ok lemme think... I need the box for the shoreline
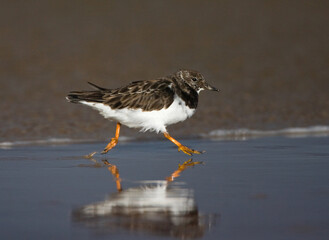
[1,125,329,149]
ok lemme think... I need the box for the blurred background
[1,0,328,142]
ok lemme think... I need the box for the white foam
[0,138,76,149]
[203,125,329,140]
[0,137,132,149]
[1,126,328,149]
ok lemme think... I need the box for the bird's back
[67,79,176,111]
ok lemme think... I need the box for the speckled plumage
[66,69,219,155]
[67,70,211,112]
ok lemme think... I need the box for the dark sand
[1,0,329,141]
[1,136,328,239]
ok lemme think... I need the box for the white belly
[81,95,195,133]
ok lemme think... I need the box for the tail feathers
[87,82,108,91]
[66,91,105,104]
[66,82,107,104]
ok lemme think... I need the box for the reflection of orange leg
[102,122,121,154]
[163,132,204,156]
[166,159,203,182]
[103,160,122,192]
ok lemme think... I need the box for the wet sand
[1,136,328,239]
[1,0,329,141]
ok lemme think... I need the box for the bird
[66,69,219,155]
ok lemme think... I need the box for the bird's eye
[192,77,198,82]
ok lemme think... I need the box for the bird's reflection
[72,159,216,239]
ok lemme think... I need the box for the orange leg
[163,132,204,156]
[101,122,121,154]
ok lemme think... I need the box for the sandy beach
[1,136,328,239]
[1,0,329,141]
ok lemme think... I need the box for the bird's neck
[171,76,199,109]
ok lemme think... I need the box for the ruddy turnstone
[66,69,219,155]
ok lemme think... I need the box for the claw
[101,138,118,154]
[164,132,205,156]
[178,145,204,156]
[101,150,108,155]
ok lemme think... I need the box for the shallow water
[1,136,328,239]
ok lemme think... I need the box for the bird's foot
[178,145,205,156]
[101,138,118,154]
[84,151,97,159]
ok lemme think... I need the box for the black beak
[205,83,220,92]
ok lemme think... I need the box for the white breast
[80,95,195,133]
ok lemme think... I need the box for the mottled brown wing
[103,79,175,111]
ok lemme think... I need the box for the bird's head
[175,69,219,93]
